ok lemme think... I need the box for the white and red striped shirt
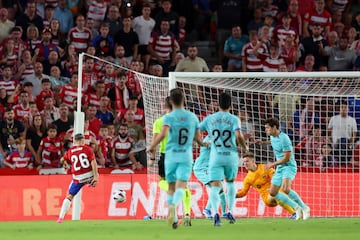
[5,151,33,168]
[117,108,145,126]
[20,65,35,80]
[242,42,265,71]
[0,78,18,96]
[126,72,141,96]
[68,27,92,53]
[13,104,30,122]
[111,136,134,164]
[149,31,177,60]
[272,25,298,48]
[63,144,96,184]
[87,0,107,29]
[66,129,97,147]
[39,136,63,168]
[330,0,349,13]
[304,8,332,32]
[58,84,79,110]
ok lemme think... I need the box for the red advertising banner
[0,173,359,221]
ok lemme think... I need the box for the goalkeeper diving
[236,152,296,217]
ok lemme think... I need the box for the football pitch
[0,218,359,240]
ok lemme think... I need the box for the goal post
[139,70,360,218]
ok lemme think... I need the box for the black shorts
[158,153,165,178]
[138,45,149,56]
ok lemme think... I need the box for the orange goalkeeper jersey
[237,164,274,202]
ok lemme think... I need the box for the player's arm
[60,156,70,170]
[147,125,169,152]
[236,176,251,198]
[267,151,291,169]
[193,129,208,147]
[236,129,248,153]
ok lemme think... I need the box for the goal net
[137,71,360,218]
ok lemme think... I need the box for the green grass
[0,218,359,240]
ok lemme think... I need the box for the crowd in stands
[0,0,360,172]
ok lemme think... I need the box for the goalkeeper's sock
[274,192,298,209]
[59,198,71,219]
[182,188,191,215]
[173,188,185,207]
[277,200,296,214]
[210,186,221,214]
[219,191,227,214]
[288,190,306,208]
[166,194,174,206]
[226,182,236,213]
[158,179,169,191]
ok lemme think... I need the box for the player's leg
[270,171,302,219]
[194,169,212,218]
[264,194,296,215]
[182,187,191,215]
[219,189,227,217]
[209,165,224,226]
[224,165,238,224]
[58,182,83,223]
[165,162,176,226]
[282,167,310,220]
[158,153,169,191]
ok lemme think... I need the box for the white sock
[59,198,71,219]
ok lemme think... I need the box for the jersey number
[212,129,232,148]
[178,128,189,145]
[71,153,90,171]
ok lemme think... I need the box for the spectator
[239,108,254,144]
[24,24,41,54]
[48,65,70,94]
[315,143,339,170]
[86,104,103,136]
[26,113,46,165]
[175,45,209,72]
[97,124,112,167]
[261,0,279,18]
[114,16,139,63]
[43,4,55,29]
[328,100,357,164]
[154,0,179,37]
[13,90,31,124]
[84,81,106,109]
[81,57,98,92]
[36,78,55,111]
[124,109,146,167]
[4,137,33,170]
[322,36,357,71]
[223,25,249,72]
[42,50,63,76]
[15,49,35,81]
[52,104,72,138]
[34,27,58,62]
[0,65,18,96]
[96,96,115,125]
[254,43,285,72]
[50,18,66,52]
[53,0,74,35]
[87,0,107,30]
[107,71,132,113]
[24,61,48,96]
[0,38,18,73]
[61,44,78,77]
[272,13,298,49]
[15,1,44,40]
[351,142,360,169]
[272,77,300,133]
[327,31,339,48]
[116,95,145,127]
[241,30,264,72]
[0,107,26,166]
[303,0,332,38]
[113,44,130,68]
[277,0,302,36]
[295,125,327,167]
[246,7,264,34]
[299,24,327,71]
[92,22,114,57]
[105,4,123,38]
[37,124,64,168]
[132,3,155,73]
[40,95,59,128]
[147,18,177,76]
[111,123,142,171]
[0,8,15,42]
[68,15,92,54]
[57,72,80,110]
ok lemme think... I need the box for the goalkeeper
[236,152,296,218]
[149,96,192,226]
